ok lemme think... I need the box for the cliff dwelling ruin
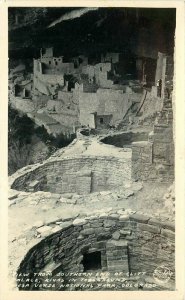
[8,7,176,292]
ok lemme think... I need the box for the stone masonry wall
[41,60,75,75]
[132,141,155,181]
[132,139,174,182]
[47,101,78,115]
[132,101,174,182]
[9,96,35,113]
[17,211,175,291]
[48,112,79,128]
[79,88,137,127]
[11,155,131,194]
[132,52,174,182]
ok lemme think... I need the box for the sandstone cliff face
[9,8,175,59]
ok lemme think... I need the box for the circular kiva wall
[17,212,175,291]
[100,131,149,148]
[11,155,131,194]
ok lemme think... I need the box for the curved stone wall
[17,211,175,291]
[100,131,149,148]
[11,155,131,194]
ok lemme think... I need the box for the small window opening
[100,67,102,71]
[25,90,30,98]
[82,251,102,271]
[49,61,51,65]
[55,61,58,66]
[100,117,104,124]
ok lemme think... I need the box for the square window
[100,118,104,124]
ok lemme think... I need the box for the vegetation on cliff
[8,106,74,175]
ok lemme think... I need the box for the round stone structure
[16,211,175,291]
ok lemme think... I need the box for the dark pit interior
[101,131,149,148]
[82,251,102,271]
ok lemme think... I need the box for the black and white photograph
[1,2,184,297]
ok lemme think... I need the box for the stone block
[112,249,128,256]
[129,213,149,223]
[91,241,105,250]
[104,220,116,227]
[112,231,120,240]
[106,239,128,248]
[77,170,91,177]
[142,231,153,240]
[119,215,129,221]
[161,228,175,240]
[61,215,74,222]
[62,193,73,199]
[132,153,141,162]
[107,259,128,265]
[148,218,164,227]
[58,221,73,229]
[51,226,62,233]
[137,223,160,234]
[120,229,132,236]
[109,214,120,220]
[28,180,40,188]
[81,228,95,236]
[123,189,134,198]
[51,236,60,246]
[100,191,112,196]
[76,176,91,195]
[101,260,107,268]
[59,197,68,204]
[148,218,175,231]
[51,193,61,199]
[73,218,87,226]
[80,244,91,252]
[99,213,108,219]
[161,221,175,232]
[77,234,84,240]
[37,225,52,237]
[93,227,105,235]
[82,224,91,229]
[108,254,128,261]
[117,209,125,214]
[91,222,103,228]
[153,142,168,160]
[97,232,112,241]
[107,260,129,272]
